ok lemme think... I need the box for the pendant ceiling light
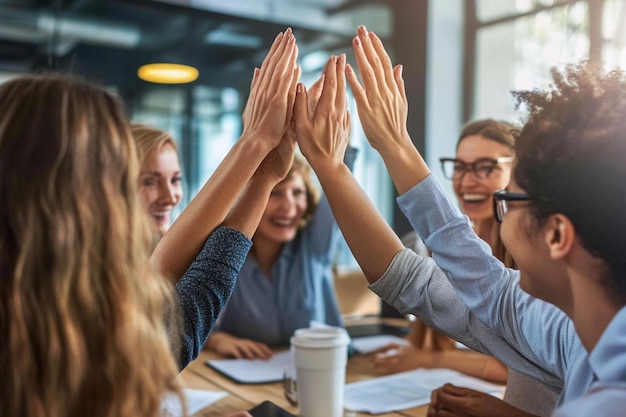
[137,63,199,84]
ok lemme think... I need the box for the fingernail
[297,83,304,93]
[353,36,361,47]
[275,32,283,42]
[346,63,353,73]
[399,65,403,76]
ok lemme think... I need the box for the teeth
[272,218,294,227]
[463,193,488,202]
[151,211,170,217]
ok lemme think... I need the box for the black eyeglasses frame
[439,157,514,181]
[493,189,531,222]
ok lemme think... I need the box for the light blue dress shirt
[215,192,343,346]
[391,174,626,415]
[215,149,357,346]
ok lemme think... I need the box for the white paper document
[206,350,292,384]
[343,368,505,414]
[350,335,411,354]
[160,388,228,417]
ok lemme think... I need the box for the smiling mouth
[150,210,171,222]
[271,218,296,228]
[462,193,489,203]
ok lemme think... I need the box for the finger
[286,65,301,126]
[261,27,292,76]
[393,64,407,104]
[441,383,474,397]
[230,347,243,359]
[433,386,473,411]
[346,63,368,110]
[242,68,260,117]
[268,34,298,94]
[316,55,338,117]
[336,53,347,111]
[369,31,396,92]
[259,344,274,359]
[353,25,381,98]
[307,73,325,117]
[258,28,294,93]
[293,83,312,143]
[255,30,287,89]
[359,28,387,94]
[239,344,259,360]
[430,387,440,406]
[250,67,260,90]
[251,344,273,360]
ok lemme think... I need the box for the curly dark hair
[513,61,626,294]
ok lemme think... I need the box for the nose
[455,167,479,185]
[277,192,297,210]
[158,181,181,204]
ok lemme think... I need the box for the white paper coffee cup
[288,327,350,417]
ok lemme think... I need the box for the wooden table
[176,318,429,417]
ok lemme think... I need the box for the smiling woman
[131,123,184,238]
[205,149,356,359]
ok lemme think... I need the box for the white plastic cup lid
[290,327,350,349]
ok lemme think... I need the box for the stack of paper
[160,388,228,417]
[343,368,505,414]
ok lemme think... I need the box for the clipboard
[205,350,292,384]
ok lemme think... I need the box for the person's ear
[544,213,576,260]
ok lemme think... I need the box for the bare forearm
[377,139,431,196]
[223,174,276,238]
[313,161,404,282]
[151,138,272,280]
[427,350,508,384]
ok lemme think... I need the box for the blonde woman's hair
[130,123,178,163]
[288,153,321,228]
[0,74,182,417]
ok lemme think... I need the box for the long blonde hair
[0,74,181,417]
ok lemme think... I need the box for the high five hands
[264,24,412,171]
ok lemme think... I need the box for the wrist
[238,131,280,156]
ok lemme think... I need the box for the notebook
[206,350,292,384]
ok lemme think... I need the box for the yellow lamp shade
[137,63,199,84]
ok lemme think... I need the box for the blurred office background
[1,0,624,266]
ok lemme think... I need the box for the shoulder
[553,385,626,417]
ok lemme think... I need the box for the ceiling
[0,0,392,95]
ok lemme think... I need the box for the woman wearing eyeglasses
[295,25,626,417]
[369,120,558,416]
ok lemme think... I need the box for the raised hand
[241,27,300,151]
[346,25,410,154]
[346,24,429,194]
[293,54,351,171]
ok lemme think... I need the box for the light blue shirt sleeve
[395,174,594,403]
[370,248,563,391]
